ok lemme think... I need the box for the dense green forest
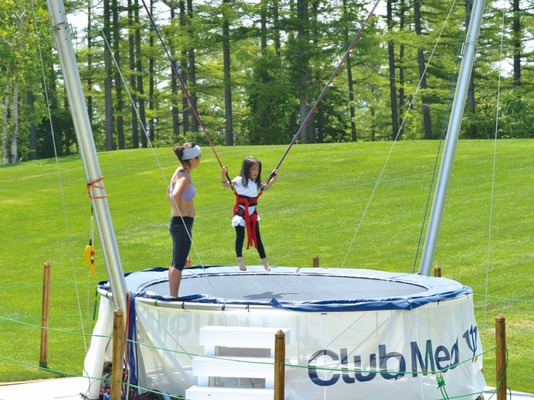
[1,0,534,163]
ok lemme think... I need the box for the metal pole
[46,0,128,313]
[419,0,486,275]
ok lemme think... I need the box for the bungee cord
[137,0,461,275]
[139,0,232,184]
[269,0,382,183]
[141,0,381,188]
[139,0,382,271]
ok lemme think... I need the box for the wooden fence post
[112,309,124,400]
[39,262,51,368]
[274,330,286,400]
[495,315,506,400]
[313,256,320,268]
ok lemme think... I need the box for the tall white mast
[46,0,128,313]
[419,0,487,275]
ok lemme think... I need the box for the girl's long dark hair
[240,156,262,188]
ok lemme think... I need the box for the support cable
[32,0,90,352]
[411,0,467,272]
[341,0,461,269]
[483,2,505,327]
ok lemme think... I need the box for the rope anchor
[86,176,107,199]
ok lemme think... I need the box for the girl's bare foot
[260,258,271,271]
[237,257,247,271]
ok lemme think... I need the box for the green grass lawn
[1,140,533,393]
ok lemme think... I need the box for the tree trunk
[135,0,147,147]
[187,0,198,133]
[414,0,432,139]
[222,0,234,145]
[2,76,10,165]
[260,0,267,52]
[343,0,357,142]
[317,102,324,143]
[104,0,114,150]
[512,0,521,89]
[87,0,94,125]
[257,0,271,144]
[27,91,37,160]
[128,0,139,148]
[180,0,190,134]
[309,0,319,143]
[273,0,281,57]
[113,0,125,149]
[11,79,19,163]
[163,0,181,139]
[387,0,399,140]
[168,5,181,139]
[297,0,311,143]
[465,0,476,138]
[370,106,376,141]
[398,0,406,124]
[149,0,156,143]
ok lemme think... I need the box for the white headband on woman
[182,145,201,160]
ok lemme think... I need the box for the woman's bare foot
[237,257,247,271]
[260,258,271,271]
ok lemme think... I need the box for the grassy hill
[1,140,533,393]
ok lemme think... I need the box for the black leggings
[169,216,194,270]
[235,222,266,259]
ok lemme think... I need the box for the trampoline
[84,266,485,400]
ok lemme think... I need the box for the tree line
[1,0,534,164]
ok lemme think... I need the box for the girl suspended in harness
[221,156,278,271]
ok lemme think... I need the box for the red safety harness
[233,192,263,249]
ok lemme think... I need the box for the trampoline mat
[146,272,424,301]
[111,266,471,311]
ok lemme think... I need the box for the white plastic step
[199,326,290,350]
[192,356,273,379]
[185,386,274,400]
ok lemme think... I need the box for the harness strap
[234,193,262,249]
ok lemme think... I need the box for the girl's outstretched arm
[263,169,278,191]
[221,166,234,188]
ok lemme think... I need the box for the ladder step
[185,386,274,400]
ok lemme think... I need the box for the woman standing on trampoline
[221,156,277,272]
[168,142,201,297]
